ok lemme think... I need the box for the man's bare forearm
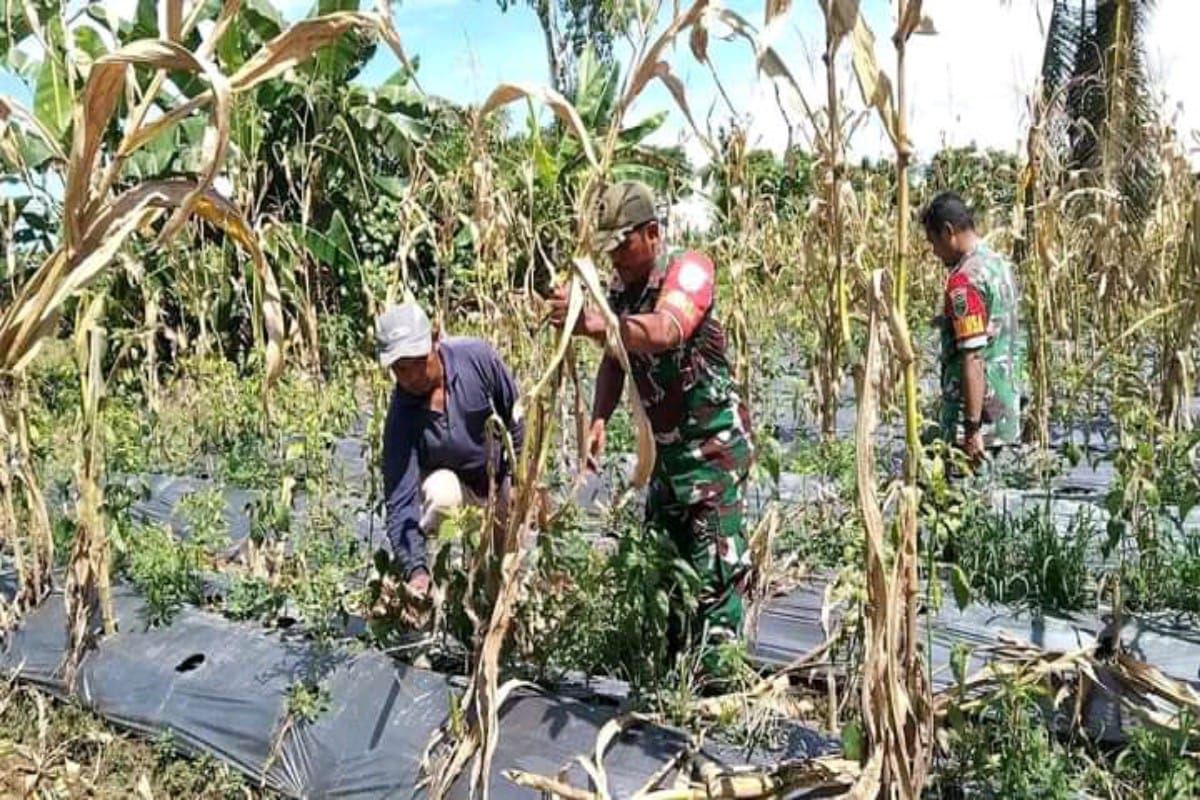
[961,350,985,425]
[592,356,625,424]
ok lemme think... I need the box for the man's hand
[549,285,604,339]
[406,567,431,600]
[584,418,606,473]
[961,430,986,465]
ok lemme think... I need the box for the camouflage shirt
[938,241,1026,444]
[608,249,753,498]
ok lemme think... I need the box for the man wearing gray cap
[375,301,525,601]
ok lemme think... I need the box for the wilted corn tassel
[63,294,115,688]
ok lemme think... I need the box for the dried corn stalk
[62,294,111,688]
[0,1,410,648]
[851,272,928,799]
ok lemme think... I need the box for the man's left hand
[961,430,986,465]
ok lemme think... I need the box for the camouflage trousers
[646,450,752,661]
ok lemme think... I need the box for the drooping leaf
[646,61,712,156]
[623,0,709,113]
[689,13,708,63]
[64,40,232,249]
[705,8,822,151]
[480,82,598,170]
[229,11,372,91]
[848,12,899,146]
[303,0,374,80]
[894,0,923,43]
[1,93,66,162]
[563,256,657,488]
[765,0,790,25]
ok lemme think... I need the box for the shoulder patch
[677,260,710,293]
[950,287,968,317]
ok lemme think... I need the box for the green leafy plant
[124,523,204,627]
[934,678,1078,799]
[1114,711,1200,799]
[285,680,331,725]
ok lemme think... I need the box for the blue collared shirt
[382,337,524,575]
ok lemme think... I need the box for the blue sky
[4,0,1200,165]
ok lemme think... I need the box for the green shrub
[934,679,1078,799]
[124,524,204,627]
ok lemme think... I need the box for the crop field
[1,0,1199,797]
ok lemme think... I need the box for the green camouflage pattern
[938,242,1027,445]
[647,467,749,652]
[608,249,754,653]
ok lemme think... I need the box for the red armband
[656,251,714,342]
[944,271,988,350]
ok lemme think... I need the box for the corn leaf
[647,61,710,155]
[622,0,709,113]
[765,0,790,24]
[64,40,231,249]
[229,12,372,91]
[849,13,899,146]
[567,256,656,487]
[895,0,935,42]
[818,0,859,45]
[479,82,598,170]
[0,93,67,161]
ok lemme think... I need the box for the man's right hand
[406,567,431,600]
[584,418,606,473]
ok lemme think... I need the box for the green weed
[932,679,1078,799]
[1113,713,1200,798]
[285,681,331,725]
[511,504,700,691]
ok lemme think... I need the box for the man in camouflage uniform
[921,191,1025,460]
[549,181,754,661]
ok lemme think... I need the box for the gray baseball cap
[375,302,432,368]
